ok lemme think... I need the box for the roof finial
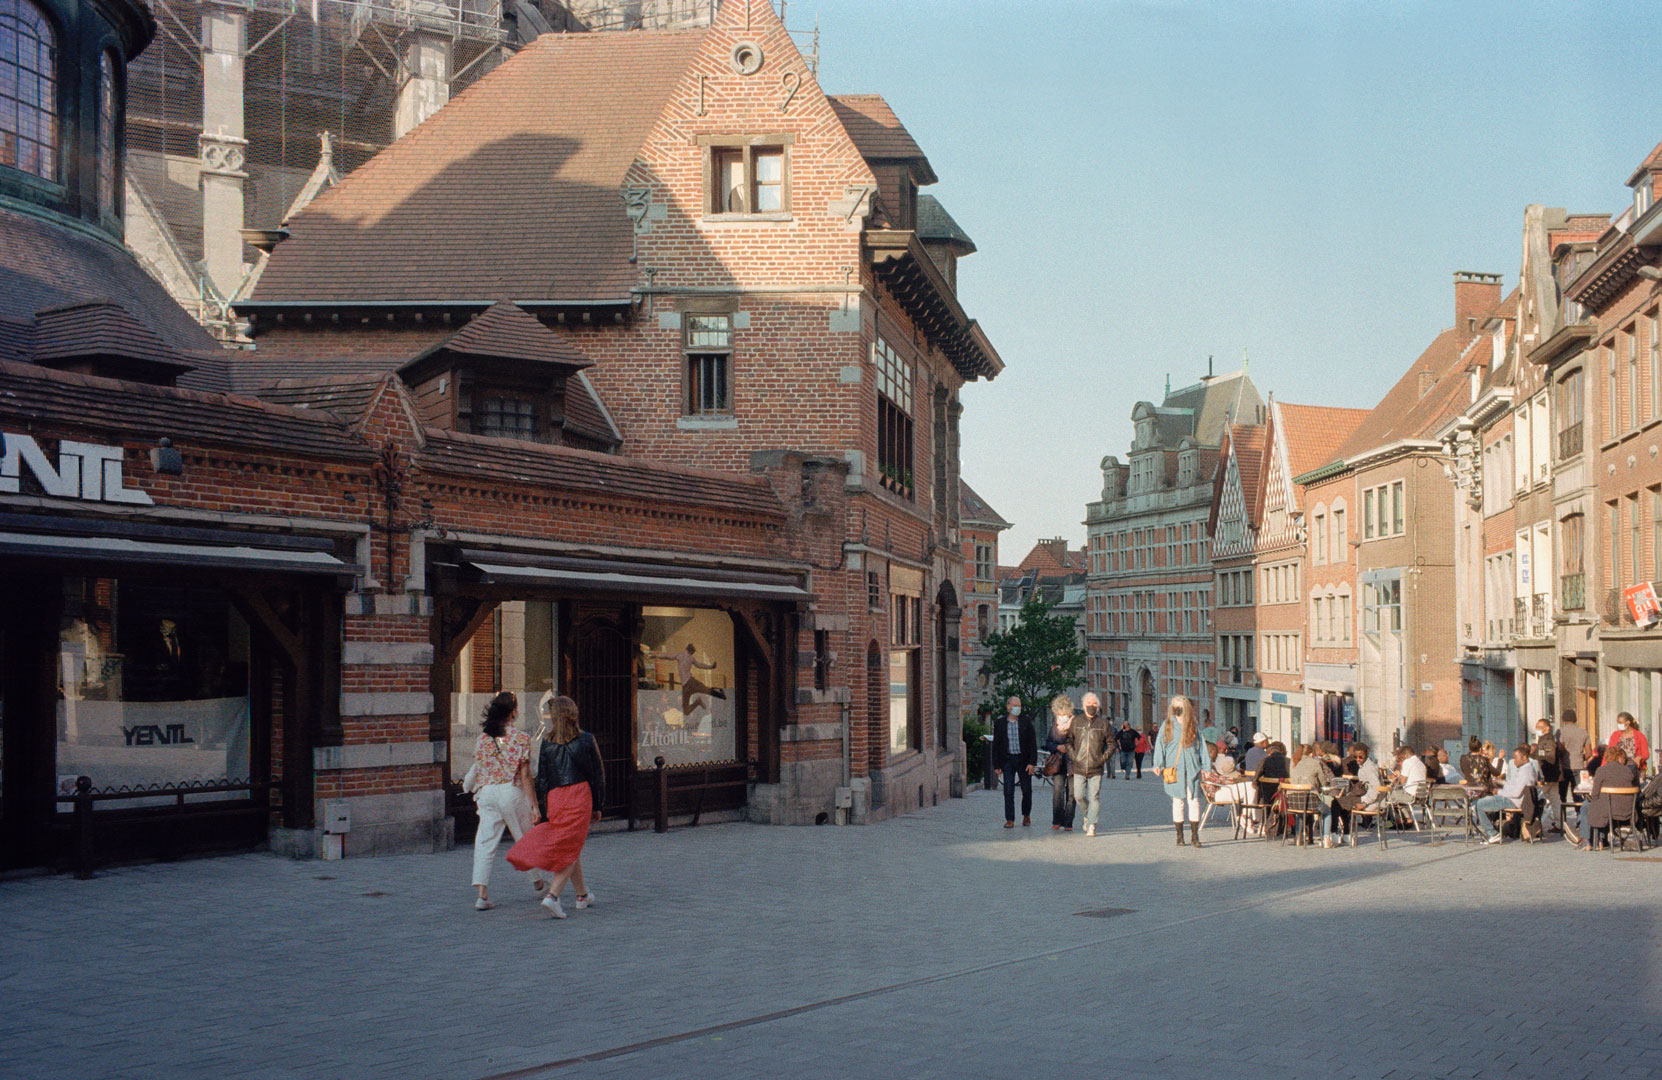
[1164,373,1171,397]
[1241,345,1248,373]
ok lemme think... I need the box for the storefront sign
[0,431,153,505]
[1624,582,1661,629]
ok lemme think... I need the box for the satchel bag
[1161,766,1178,784]
[1042,751,1065,777]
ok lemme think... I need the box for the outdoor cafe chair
[1281,784,1321,847]
[1348,793,1390,848]
[1604,787,1645,852]
[1427,784,1472,839]
[1238,776,1280,841]
[1198,776,1237,837]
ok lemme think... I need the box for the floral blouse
[472,729,531,787]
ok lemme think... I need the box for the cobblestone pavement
[5,773,1661,1079]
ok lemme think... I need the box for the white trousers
[472,782,537,888]
[1170,795,1201,823]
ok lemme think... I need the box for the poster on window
[636,607,736,768]
[56,696,251,806]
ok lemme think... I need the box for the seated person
[1473,746,1541,844]
[1437,747,1464,785]
[1422,745,1445,784]
[1287,745,1332,843]
[1255,741,1291,836]
[1328,743,1382,843]
[1242,732,1269,776]
[1582,745,1640,851]
[1460,736,1492,790]
[1384,746,1429,813]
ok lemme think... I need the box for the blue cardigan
[1151,726,1210,799]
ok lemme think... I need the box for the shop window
[56,577,251,805]
[475,395,537,440]
[97,49,116,217]
[684,314,732,416]
[637,607,736,767]
[0,0,57,180]
[875,336,914,498]
[707,143,787,215]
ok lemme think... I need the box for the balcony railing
[1531,593,1547,637]
[1514,597,1529,631]
[1557,422,1583,462]
[1561,573,1585,611]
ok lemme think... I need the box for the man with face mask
[991,696,1037,828]
[1066,693,1112,836]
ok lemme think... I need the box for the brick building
[0,0,1004,871]
[1295,274,1507,754]
[1566,142,1662,749]
[1207,402,1366,745]
[958,480,1009,718]
[1087,370,1260,730]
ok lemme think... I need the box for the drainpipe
[838,701,852,824]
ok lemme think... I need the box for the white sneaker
[1485,833,1504,845]
[474,897,494,911]
[541,896,567,919]
[575,889,597,910]
[1084,824,1096,837]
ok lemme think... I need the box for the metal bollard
[654,755,668,834]
[73,776,94,879]
[982,734,996,790]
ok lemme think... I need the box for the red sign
[1625,582,1661,629]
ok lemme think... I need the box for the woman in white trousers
[469,691,541,910]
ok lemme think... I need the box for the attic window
[476,395,537,440]
[705,141,789,217]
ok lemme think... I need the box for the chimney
[1453,271,1503,334]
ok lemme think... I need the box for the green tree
[981,594,1088,714]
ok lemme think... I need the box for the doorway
[1140,669,1156,731]
[568,605,633,817]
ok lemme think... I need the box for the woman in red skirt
[508,695,605,919]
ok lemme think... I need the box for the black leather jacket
[535,732,606,812]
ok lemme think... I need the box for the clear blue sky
[791,0,1661,559]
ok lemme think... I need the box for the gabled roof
[827,94,937,185]
[246,30,708,308]
[1276,403,1370,480]
[1626,138,1662,187]
[1207,423,1265,539]
[1330,323,1484,465]
[1015,538,1086,575]
[959,479,1009,529]
[1158,370,1261,448]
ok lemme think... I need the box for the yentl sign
[0,432,153,505]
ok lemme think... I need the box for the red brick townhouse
[0,0,1001,870]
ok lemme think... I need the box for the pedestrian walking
[992,696,1037,828]
[1114,720,1138,779]
[1133,728,1150,778]
[1043,699,1076,831]
[1532,717,1566,832]
[1153,695,1210,847]
[1066,692,1111,836]
[507,695,604,919]
[469,691,540,911]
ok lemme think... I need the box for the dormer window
[476,394,537,440]
[0,0,58,181]
[1637,181,1654,217]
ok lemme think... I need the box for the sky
[786,0,1662,559]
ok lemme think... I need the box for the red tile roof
[1015,538,1085,574]
[0,360,374,462]
[827,95,937,184]
[1627,139,1662,186]
[248,30,707,307]
[1276,403,1370,480]
[418,427,784,519]
[424,300,592,369]
[1228,425,1269,520]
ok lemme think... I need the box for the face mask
[1009,706,1021,717]
[1085,706,1098,717]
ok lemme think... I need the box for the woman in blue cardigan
[1153,695,1211,848]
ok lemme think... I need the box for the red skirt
[506,783,592,875]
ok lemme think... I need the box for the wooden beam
[228,587,304,670]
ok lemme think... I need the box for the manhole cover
[362,890,389,897]
[1074,907,1135,919]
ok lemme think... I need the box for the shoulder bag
[1042,749,1065,777]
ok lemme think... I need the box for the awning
[454,549,808,604]
[0,529,355,575]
